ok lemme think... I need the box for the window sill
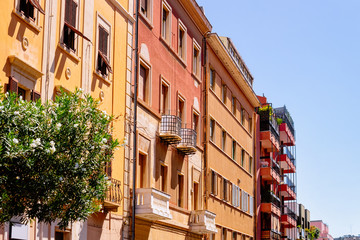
[58,43,80,63]
[13,10,41,34]
[93,71,112,85]
[191,72,202,84]
[139,13,153,29]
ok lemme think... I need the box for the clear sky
[196,0,360,237]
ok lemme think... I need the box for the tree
[0,87,119,229]
[306,226,320,240]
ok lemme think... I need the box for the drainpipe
[131,0,140,239]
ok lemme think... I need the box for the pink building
[311,220,334,240]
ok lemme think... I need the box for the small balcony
[279,175,296,201]
[159,115,182,144]
[189,210,217,235]
[135,188,172,221]
[278,146,296,174]
[176,128,197,155]
[103,177,122,212]
[260,156,281,183]
[274,107,295,146]
[259,108,280,152]
[280,206,297,228]
[261,229,281,240]
[261,190,281,217]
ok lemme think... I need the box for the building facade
[129,0,215,239]
[204,34,260,240]
[311,220,334,240]
[0,0,133,239]
[257,96,297,240]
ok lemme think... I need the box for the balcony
[159,115,182,144]
[280,206,297,228]
[259,108,280,152]
[260,156,281,183]
[274,107,295,146]
[176,128,197,155]
[261,229,281,240]
[103,177,122,212]
[189,210,217,234]
[278,146,296,174]
[279,175,296,201]
[135,188,172,221]
[261,190,281,217]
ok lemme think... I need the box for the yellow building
[204,34,260,240]
[0,0,133,239]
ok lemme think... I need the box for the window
[210,118,215,142]
[221,130,226,151]
[249,196,254,216]
[249,156,253,173]
[248,117,252,133]
[178,21,187,60]
[137,152,147,188]
[193,182,199,210]
[138,60,151,103]
[177,174,184,207]
[222,178,228,201]
[233,232,237,240]
[210,68,215,90]
[62,0,90,52]
[160,81,169,114]
[193,111,199,144]
[241,108,245,125]
[140,0,148,17]
[222,228,227,240]
[160,164,167,192]
[55,229,71,240]
[232,97,236,115]
[193,40,201,77]
[97,21,112,77]
[211,170,218,195]
[241,149,245,167]
[222,84,227,104]
[6,76,40,102]
[241,190,249,212]
[232,140,236,161]
[232,184,240,207]
[177,95,185,123]
[161,1,171,43]
[19,0,44,20]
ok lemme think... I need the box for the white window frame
[192,39,201,78]
[232,184,240,208]
[95,14,112,80]
[178,19,187,62]
[60,0,81,54]
[138,57,152,104]
[161,0,172,45]
[160,77,170,114]
[241,190,249,212]
[15,0,42,25]
[140,0,153,23]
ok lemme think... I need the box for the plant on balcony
[0,86,119,229]
[258,105,273,116]
[305,226,320,240]
[276,118,282,125]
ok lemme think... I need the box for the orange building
[203,34,260,240]
[129,0,215,239]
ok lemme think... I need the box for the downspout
[131,0,140,239]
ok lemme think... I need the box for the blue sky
[196,0,360,237]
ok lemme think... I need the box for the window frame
[95,14,112,79]
[192,109,200,145]
[222,83,227,104]
[211,170,218,196]
[138,58,152,104]
[210,118,215,142]
[177,172,184,208]
[161,0,172,45]
[232,140,236,161]
[178,19,187,62]
[177,93,186,124]
[192,39,201,79]
[221,129,226,151]
[210,68,215,90]
[241,149,245,167]
[16,0,45,24]
[160,78,170,115]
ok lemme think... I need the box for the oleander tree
[0,86,119,229]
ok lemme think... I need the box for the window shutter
[8,76,18,94]
[99,26,108,56]
[140,0,147,12]
[28,0,45,14]
[31,90,41,102]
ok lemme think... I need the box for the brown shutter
[64,22,91,42]
[28,0,45,14]
[8,76,18,94]
[31,90,41,102]
[98,26,108,56]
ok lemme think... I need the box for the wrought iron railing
[178,128,197,148]
[274,106,295,139]
[105,177,122,205]
[160,115,182,136]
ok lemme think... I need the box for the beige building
[204,34,260,239]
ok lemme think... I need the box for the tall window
[222,228,227,240]
[160,82,169,114]
[211,170,217,195]
[241,108,245,125]
[249,156,253,174]
[232,184,240,207]
[137,152,147,188]
[210,68,215,90]
[193,40,201,78]
[232,97,236,115]
[161,1,171,43]
[63,0,89,52]
[210,118,215,142]
[160,164,167,192]
[177,174,184,207]
[19,0,44,21]
[7,76,40,102]
[222,84,227,104]
[193,111,199,144]
[232,232,237,240]
[138,61,150,103]
[248,117,252,133]
[232,140,236,161]
[97,25,112,77]
[222,179,228,201]
[140,0,148,17]
[193,182,199,210]
[221,130,226,151]
[178,21,186,60]
[178,96,185,123]
[241,149,245,167]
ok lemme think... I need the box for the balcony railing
[260,156,280,175]
[261,190,281,208]
[274,106,295,140]
[281,146,295,164]
[104,177,122,211]
[258,108,280,144]
[281,175,296,192]
[159,115,182,144]
[261,229,281,240]
[176,128,197,155]
[189,210,217,234]
[281,206,297,222]
[135,188,172,221]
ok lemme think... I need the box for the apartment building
[0,0,133,239]
[297,204,311,239]
[257,96,297,240]
[129,0,215,239]
[311,220,334,240]
[203,34,260,240]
